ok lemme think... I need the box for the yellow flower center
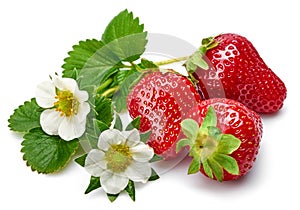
[105,144,133,173]
[54,90,79,117]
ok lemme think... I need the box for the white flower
[84,128,154,194]
[35,76,90,140]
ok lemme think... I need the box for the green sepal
[150,154,163,163]
[85,176,101,194]
[139,58,158,69]
[216,134,241,154]
[8,98,44,133]
[201,36,215,46]
[148,168,160,181]
[125,116,141,131]
[184,35,219,73]
[181,106,242,182]
[113,114,123,130]
[140,130,151,143]
[107,193,119,202]
[208,158,223,182]
[202,160,213,179]
[188,157,201,174]
[213,154,239,175]
[184,51,208,73]
[125,180,135,201]
[180,119,199,139]
[207,126,222,139]
[200,36,219,54]
[21,128,79,173]
[176,138,191,153]
[74,154,87,167]
[199,106,217,132]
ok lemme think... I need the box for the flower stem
[154,56,189,66]
[97,78,113,94]
[101,86,119,98]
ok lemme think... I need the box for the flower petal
[53,76,77,92]
[84,149,106,177]
[35,81,56,108]
[75,101,90,122]
[58,117,86,140]
[100,171,129,194]
[74,88,89,102]
[125,161,152,183]
[98,129,125,151]
[121,129,140,147]
[40,109,63,135]
[131,142,154,162]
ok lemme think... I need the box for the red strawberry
[177,98,262,181]
[127,70,201,159]
[186,33,287,114]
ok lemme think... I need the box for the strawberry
[186,33,287,114]
[177,98,263,181]
[127,70,201,159]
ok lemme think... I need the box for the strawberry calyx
[184,35,219,73]
[176,106,241,182]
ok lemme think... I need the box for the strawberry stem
[154,56,190,66]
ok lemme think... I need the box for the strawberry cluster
[127,33,286,181]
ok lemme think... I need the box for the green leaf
[140,130,151,143]
[74,154,87,167]
[62,39,104,79]
[113,70,142,113]
[78,9,147,91]
[150,154,163,163]
[216,134,241,154]
[22,128,79,173]
[114,114,123,130]
[125,117,141,131]
[125,180,135,201]
[77,35,145,92]
[107,193,119,202]
[95,95,113,126]
[213,153,239,175]
[148,168,160,181]
[85,176,101,194]
[180,119,199,139]
[176,138,191,153]
[199,106,217,133]
[102,9,145,44]
[8,98,43,133]
[208,158,223,182]
[188,158,201,174]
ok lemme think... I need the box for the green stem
[101,86,119,98]
[154,56,189,66]
[97,78,113,94]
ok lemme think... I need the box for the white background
[0,0,298,209]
